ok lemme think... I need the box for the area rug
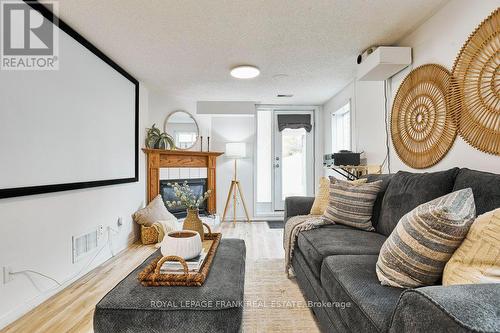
[243,259,320,332]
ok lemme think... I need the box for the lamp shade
[225,142,246,158]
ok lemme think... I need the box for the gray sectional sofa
[285,168,500,333]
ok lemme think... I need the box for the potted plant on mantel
[165,181,212,241]
[145,124,174,150]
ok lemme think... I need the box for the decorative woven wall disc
[451,8,500,155]
[391,64,457,169]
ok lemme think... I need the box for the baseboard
[0,271,86,329]
[220,219,255,222]
[0,233,138,330]
[252,217,283,222]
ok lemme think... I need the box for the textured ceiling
[47,0,448,104]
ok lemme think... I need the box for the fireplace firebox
[160,178,208,218]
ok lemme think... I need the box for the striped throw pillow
[310,177,368,215]
[376,188,476,288]
[323,179,383,231]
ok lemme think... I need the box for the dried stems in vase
[165,181,212,210]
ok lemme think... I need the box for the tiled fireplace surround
[159,167,208,180]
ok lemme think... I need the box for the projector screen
[0,1,138,198]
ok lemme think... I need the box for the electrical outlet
[3,266,13,284]
[117,217,123,227]
[97,225,104,241]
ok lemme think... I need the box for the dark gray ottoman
[94,239,246,333]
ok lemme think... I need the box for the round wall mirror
[164,110,199,150]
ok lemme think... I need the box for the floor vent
[72,230,99,263]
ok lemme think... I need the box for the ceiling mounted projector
[357,46,378,64]
[357,46,412,81]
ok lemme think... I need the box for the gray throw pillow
[323,179,383,231]
[376,188,476,288]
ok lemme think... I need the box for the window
[332,101,351,152]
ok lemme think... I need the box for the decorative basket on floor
[141,225,159,245]
[138,228,221,287]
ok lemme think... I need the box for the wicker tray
[138,228,222,287]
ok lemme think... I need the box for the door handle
[274,163,280,168]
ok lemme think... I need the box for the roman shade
[277,114,312,132]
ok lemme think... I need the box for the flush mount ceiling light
[230,65,260,79]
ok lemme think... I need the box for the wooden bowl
[160,230,202,260]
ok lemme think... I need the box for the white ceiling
[48,0,448,104]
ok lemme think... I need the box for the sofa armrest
[389,284,500,333]
[284,196,315,223]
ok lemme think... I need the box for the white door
[273,111,314,211]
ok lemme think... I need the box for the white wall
[211,116,255,220]
[355,81,386,167]
[0,84,149,329]
[323,0,500,174]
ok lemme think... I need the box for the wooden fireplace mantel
[142,148,224,214]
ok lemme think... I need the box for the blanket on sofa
[284,215,325,277]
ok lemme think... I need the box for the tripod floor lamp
[222,142,250,223]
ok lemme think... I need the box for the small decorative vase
[183,208,204,241]
[160,230,202,260]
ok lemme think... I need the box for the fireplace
[160,178,208,218]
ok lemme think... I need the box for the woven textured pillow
[443,208,500,286]
[323,179,382,231]
[132,194,177,226]
[310,177,330,215]
[376,188,476,288]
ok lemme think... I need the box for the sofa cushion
[389,284,500,333]
[452,168,500,215]
[292,248,351,332]
[297,224,387,278]
[366,174,393,228]
[377,168,459,236]
[320,255,403,332]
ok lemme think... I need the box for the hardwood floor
[2,221,287,333]
[2,243,157,333]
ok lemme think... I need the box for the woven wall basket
[391,64,457,169]
[451,8,500,156]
